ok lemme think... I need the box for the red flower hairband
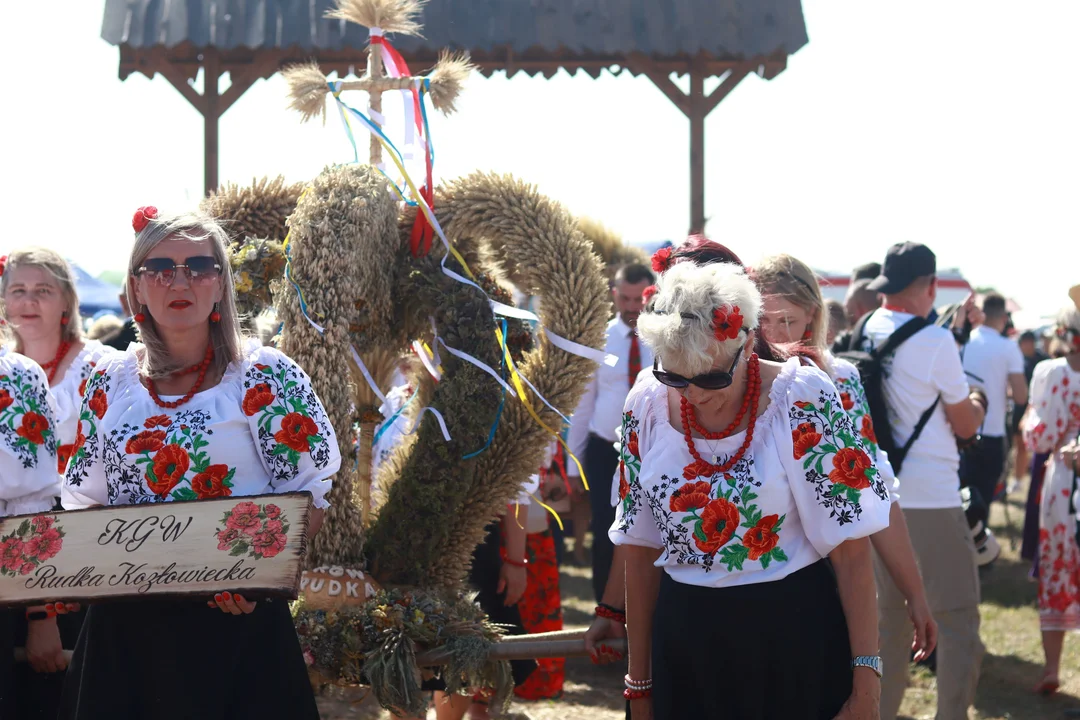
[642,285,658,304]
[713,305,745,342]
[651,247,673,273]
[0,255,7,277]
[132,206,159,234]
[1056,326,1080,351]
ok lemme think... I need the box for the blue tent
[70,263,123,317]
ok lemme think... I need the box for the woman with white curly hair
[612,261,890,719]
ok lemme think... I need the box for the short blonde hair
[638,262,762,376]
[752,254,827,349]
[0,247,83,348]
[126,212,244,379]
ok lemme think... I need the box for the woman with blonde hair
[614,260,890,718]
[0,247,115,717]
[58,207,340,719]
[752,254,938,669]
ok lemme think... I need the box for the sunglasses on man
[653,352,743,391]
[136,256,222,287]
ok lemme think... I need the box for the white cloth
[52,340,119,474]
[859,309,970,509]
[609,359,891,587]
[62,342,340,510]
[372,369,413,485]
[961,326,1025,437]
[830,355,901,504]
[0,347,61,516]
[568,316,654,465]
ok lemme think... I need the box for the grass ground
[319,484,1080,719]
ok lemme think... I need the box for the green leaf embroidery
[287,448,301,466]
[771,548,789,563]
[719,544,749,572]
[829,484,846,497]
[845,487,861,504]
[692,521,707,544]
[680,514,699,524]
[272,444,291,457]
[772,515,786,533]
[760,552,772,570]
[223,467,236,488]
[172,487,198,501]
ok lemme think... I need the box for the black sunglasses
[137,256,222,286]
[653,352,743,391]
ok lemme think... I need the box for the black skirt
[652,560,852,720]
[58,599,318,720]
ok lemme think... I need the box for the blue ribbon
[463,319,508,460]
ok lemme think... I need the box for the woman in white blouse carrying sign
[612,261,890,719]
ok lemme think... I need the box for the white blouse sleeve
[0,355,61,516]
[785,366,891,557]
[1023,360,1070,454]
[61,359,121,510]
[240,347,340,509]
[609,381,665,550]
[831,358,899,504]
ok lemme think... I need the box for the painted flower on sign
[0,516,65,577]
[215,501,290,561]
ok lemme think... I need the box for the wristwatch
[852,656,883,678]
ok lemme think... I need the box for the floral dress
[52,340,116,475]
[1023,358,1080,631]
[56,341,339,720]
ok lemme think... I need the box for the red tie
[628,331,641,387]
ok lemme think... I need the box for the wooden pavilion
[101,0,807,233]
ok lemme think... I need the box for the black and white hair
[638,262,762,376]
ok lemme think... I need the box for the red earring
[802,328,812,341]
[60,314,69,326]
[134,308,147,323]
[210,305,221,323]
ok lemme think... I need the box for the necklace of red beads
[146,344,214,409]
[680,353,761,475]
[40,341,73,385]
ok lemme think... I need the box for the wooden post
[204,51,221,196]
[688,67,706,234]
[358,421,376,525]
[367,40,385,166]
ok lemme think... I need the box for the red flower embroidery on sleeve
[742,514,781,560]
[0,389,12,411]
[830,448,873,490]
[57,444,74,473]
[651,247,673,273]
[147,444,190,497]
[274,412,319,452]
[78,378,88,397]
[88,388,108,420]
[618,462,630,500]
[16,412,49,445]
[712,306,744,342]
[191,465,233,499]
[839,392,854,411]
[792,422,822,460]
[860,415,877,445]
[670,481,713,512]
[627,430,640,459]
[695,498,739,554]
[243,383,276,417]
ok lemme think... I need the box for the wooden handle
[414,632,626,665]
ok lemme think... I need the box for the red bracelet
[500,548,528,568]
[623,688,652,700]
[596,604,626,624]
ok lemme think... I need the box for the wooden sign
[0,492,311,607]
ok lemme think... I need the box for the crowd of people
[0,209,1077,720]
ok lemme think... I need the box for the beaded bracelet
[623,687,652,701]
[624,674,653,690]
[499,548,528,568]
[595,603,626,624]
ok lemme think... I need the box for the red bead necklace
[680,353,760,439]
[40,341,73,385]
[681,354,761,475]
[146,344,214,409]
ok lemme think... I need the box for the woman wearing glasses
[58,209,340,719]
[613,260,890,719]
[0,247,115,718]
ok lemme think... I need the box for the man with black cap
[858,242,989,720]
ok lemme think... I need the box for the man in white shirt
[567,263,654,602]
[859,242,988,720]
[960,293,1027,509]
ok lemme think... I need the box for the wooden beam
[157,64,207,114]
[689,67,706,234]
[624,54,689,116]
[704,66,751,116]
[204,50,221,197]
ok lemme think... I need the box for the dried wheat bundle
[577,216,649,275]
[326,0,426,36]
[201,175,303,246]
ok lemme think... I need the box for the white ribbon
[349,345,388,406]
[403,405,452,441]
[412,340,442,382]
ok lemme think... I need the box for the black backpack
[837,312,939,476]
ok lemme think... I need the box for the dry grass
[318,481,1080,719]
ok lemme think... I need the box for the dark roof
[102,0,807,80]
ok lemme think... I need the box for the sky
[2,1,1077,324]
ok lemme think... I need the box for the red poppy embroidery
[712,306,744,342]
[683,458,716,480]
[57,444,74,473]
[88,388,108,420]
[147,444,190,497]
[125,430,166,455]
[191,464,233,499]
[840,392,854,411]
[618,462,630,501]
[144,415,172,429]
[830,447,873,490]
[0,389,14,412]
[742,514,781,561]
[860,415,877,445]
[78,378,88,397]
[792,422,822,460]
[275,412,319,453]
[243,383,275,417]
[695,497,739,554]
[651,247,673,273]
[670,481,713,512]
[627,430,640,459]
[16,412,49,445]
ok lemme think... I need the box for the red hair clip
[651,247,673,273]
[713,305,744,342]
[642,285,658,304]
[132,206,159,234]
[0,255,7,277]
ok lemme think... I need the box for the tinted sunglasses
[136,256,222,287]
[653,352,743,391]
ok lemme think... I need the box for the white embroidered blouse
[0,347,61,516]
[609,358,891,587]
[61,342,340,511]
[829,355,900,504]
[53,340,118,475]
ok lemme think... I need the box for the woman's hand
[833,672,880,720]
[906,594,938,662]
[497,563,527,606]
[207,591,257,615]
[630,697,654,720]
[1061,441,1080,473]
[584,614,626,664]
[25,615,67,673]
